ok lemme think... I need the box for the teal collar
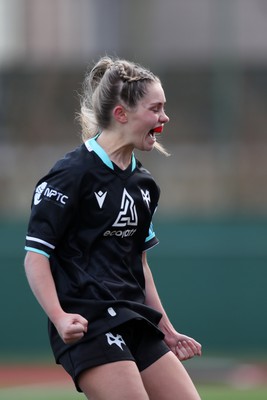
[85,135,136,172]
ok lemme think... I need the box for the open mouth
[149,125,163,139]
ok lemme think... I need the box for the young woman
[24,57,202,400]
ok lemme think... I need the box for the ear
[113,105,128,123]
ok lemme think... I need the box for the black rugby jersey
[25,136,163,360]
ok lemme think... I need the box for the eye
[152,106,166,114]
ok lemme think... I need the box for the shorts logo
[113,189,138,227]
[33,182,69,206]
[105,332,126,350]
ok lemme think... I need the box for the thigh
[131,320,170,371]
[78,360,149,400]
[59,328,136,392]
[141,351,201,400]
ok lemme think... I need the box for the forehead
[141,81,166,105]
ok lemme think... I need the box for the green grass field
[199,385,267,399]
[1,385,267,400]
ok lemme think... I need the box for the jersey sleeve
[143,222,159,251]
[25,161,81,258]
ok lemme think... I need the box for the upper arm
[142,251,148,270]
[142,251,153,285]
[24,250,50,272]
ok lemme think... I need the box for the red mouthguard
[153,126,163,133]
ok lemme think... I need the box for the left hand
[164,330,202,361]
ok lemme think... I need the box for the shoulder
[44,143,99,185]
[135,159,151,176]
[52,143,93,174]
[33,143,95,197]
[135,159,160,192]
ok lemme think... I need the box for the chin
[143,145,155,153]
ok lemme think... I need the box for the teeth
[149,132,156,141]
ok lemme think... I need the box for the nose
[160,110,169,124]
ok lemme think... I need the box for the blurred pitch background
[0,0,267,389]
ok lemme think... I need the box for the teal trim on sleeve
[25,246,50,258]
[145,222,156,242]
[145,231,156,242]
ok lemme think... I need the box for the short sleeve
[142,222,159,251]
[25,163,80,257]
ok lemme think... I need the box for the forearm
[143,252,202,359]
[142,252,176,334]
[24,251,65,324]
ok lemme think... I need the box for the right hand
[55,312,88,344]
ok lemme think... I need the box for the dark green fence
[150,218,267,357]
[1,217,266,359]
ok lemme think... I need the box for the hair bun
[89,57,114,92]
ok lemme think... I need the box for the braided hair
[78,56,168,155]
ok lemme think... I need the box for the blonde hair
[77,56,169,156]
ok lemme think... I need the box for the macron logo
[94,190,107,209]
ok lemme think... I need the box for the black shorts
[58,319,170,392]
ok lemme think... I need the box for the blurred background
[1,0,267,390]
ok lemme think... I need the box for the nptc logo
[34,182,69,206]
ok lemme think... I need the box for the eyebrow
[150,101,166,107]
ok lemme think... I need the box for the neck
[96,131,133,170]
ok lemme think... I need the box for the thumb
[74,315,88,332]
